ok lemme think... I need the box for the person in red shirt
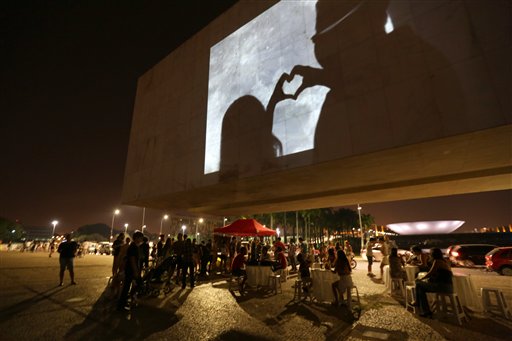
[273,237,286,253]
[274,246,287,271]
[231,246,247,290]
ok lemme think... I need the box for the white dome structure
[386,220,464,235]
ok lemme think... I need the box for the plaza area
[0,251,511,340]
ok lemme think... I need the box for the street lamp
[124,223,129,234]
[110,209,120,240]
[51,220,58,237]
[181,224,186,235]
[196,217,203,239]
[160,214,169,235]
[357,204,363,253]
[276,227,281,238]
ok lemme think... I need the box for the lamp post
[51,220,58,237]
[357,204,363,254]
[124,223,129,234]
[196,217,203,239]
[182,224,186,236]
[160,214,168,235]
[110,209,120,240]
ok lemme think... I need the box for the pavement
[1,251,511,340]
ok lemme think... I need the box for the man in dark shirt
[112,233,125,276]
[58,234,78,286]
[172,233,184,281]
[181,237,195,289]
[118,230,144,311]
[156,234,165,259]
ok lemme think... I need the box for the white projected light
[204,0,328,174]
[387,220,465,235]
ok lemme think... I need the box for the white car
[361,243,410,262]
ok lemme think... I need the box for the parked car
[97,242,112,255]
[485,246,512,276]
[361,242,410,262]
[447,244,497,267]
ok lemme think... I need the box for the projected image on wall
[204,0,463,178]
[204,0,329,175]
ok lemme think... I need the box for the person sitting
[231,246,248,291]
[259,245,273,266]
[407,245,429,272]
[331,249,353,308]
[273,246,287,272]
[297,253,312,295]
[414,247,453,318]
[389,247,407,281]
[324,248,336,270]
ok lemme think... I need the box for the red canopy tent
[213,219,276,237]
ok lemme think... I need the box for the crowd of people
[48,229,455,317]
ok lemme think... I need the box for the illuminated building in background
[386,220,465,235]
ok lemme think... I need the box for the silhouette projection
[205,0,325,175]
[206,0,465,179]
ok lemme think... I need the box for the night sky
[1,1,510,235]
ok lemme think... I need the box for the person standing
[288,238,297,272]
[112,233,125,276]
[139,237,150,271]
[365,237,375,276]
[156,234,165,261]
[172,233,184,281]
[331,249,353,308]
[49,239,55,258]
[117,231,144,311]
[58,234,78,286]
[379,236,391,279]
[181,237,195,289]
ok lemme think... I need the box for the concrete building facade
[122,0,511,216]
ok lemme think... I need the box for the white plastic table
[311,268,338,303]
[246,265,273,288]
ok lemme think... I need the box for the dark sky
[1,1,510,235]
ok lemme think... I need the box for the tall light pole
[160,214,168,235]
[358,204,363,254]
[51,220,58,237]
[110,209,120,240]
[182,224,186,236]
[196,217,203,239]
[124,223,129,234]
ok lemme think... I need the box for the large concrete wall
[122,0,511,216]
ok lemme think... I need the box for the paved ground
[0,251,511,340]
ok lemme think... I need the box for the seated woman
[297,253,312,294]
[414,247,453,317]
[231,246,248,290]
[331,249,354,308]
[407,245,429,272]
[259,245,273,266]
[273,246,287,271]
[324,248,336,270]
[389,247,407,281]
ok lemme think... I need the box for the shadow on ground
[65,284,189,340]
